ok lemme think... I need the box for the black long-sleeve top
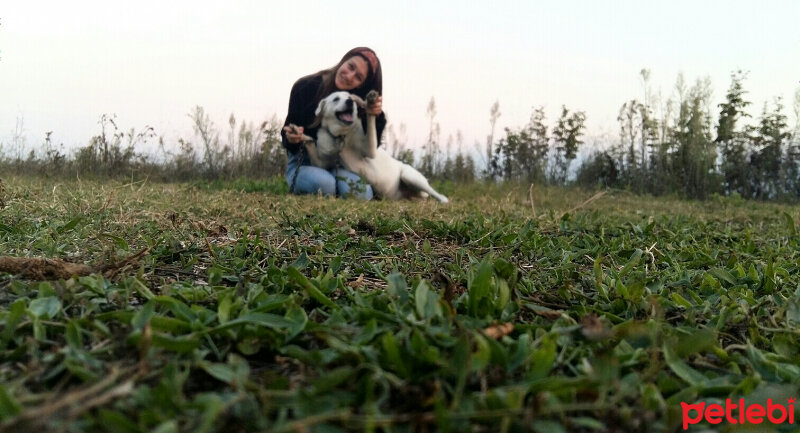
[281,74,387,154]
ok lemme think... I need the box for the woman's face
[335,56,368,91]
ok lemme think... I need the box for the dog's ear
[309,100,325,128]
[308,100,324,128]
[350,94,367,109]
[314,100,326,117]
[309,114,321,129]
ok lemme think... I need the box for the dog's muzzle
[335,99,355,125]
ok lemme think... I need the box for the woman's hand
[366,96,383,116]
[283,125,305,144]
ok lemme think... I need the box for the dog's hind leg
[399,165,449,203]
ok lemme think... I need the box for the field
[1,175,799,432]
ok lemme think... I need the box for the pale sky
[1,1,799,162]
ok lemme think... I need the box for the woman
[282,47,387,199]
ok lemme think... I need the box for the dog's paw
[366,90,379,106]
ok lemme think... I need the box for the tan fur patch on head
[350,94,366,109]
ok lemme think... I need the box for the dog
[291,91,449,203]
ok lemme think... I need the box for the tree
[387,123,407,159]
[647,93,676,195]
[450,130,475,182]
[618,78,658,192]
[618,99,645,183]
[420,97,441,178]
[489,106,550,183]
[494,127,521,181]
[190,106,226,178]
[551,106,586,185]
[715,70,751,196]
[387,123,415,166]
[670,77,717,199]
[749,98,790,199]
[785,89,800,196]
[485,101,501,180]
[639,69,658,172]
[577,150,619,188]
[526,106,550,183]
[794,88,800,137]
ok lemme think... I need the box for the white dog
[295,91,449,203]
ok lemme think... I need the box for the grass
[1,174,799,432]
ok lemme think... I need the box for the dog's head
[313,91,365,136]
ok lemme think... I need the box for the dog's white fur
[302,91,449,203]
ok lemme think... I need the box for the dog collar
[320,127,347,149]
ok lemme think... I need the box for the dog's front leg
[364,91,379,159]
[365,118,377,159]
[303,141,325,168]
[350,92,379,159]
[287,123,322,167]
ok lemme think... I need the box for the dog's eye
[333,96,340,102]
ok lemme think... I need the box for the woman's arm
[282,76,321,153]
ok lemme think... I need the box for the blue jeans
[285,150,373,199]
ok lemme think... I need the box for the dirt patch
[0,248,150,281]
[0,256,93,280]
[0,178,6,209]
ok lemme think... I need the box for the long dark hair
[312,47,383,105]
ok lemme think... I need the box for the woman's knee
[334,169,373,200]
[361,184,374,200]
[290,166,336,196]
